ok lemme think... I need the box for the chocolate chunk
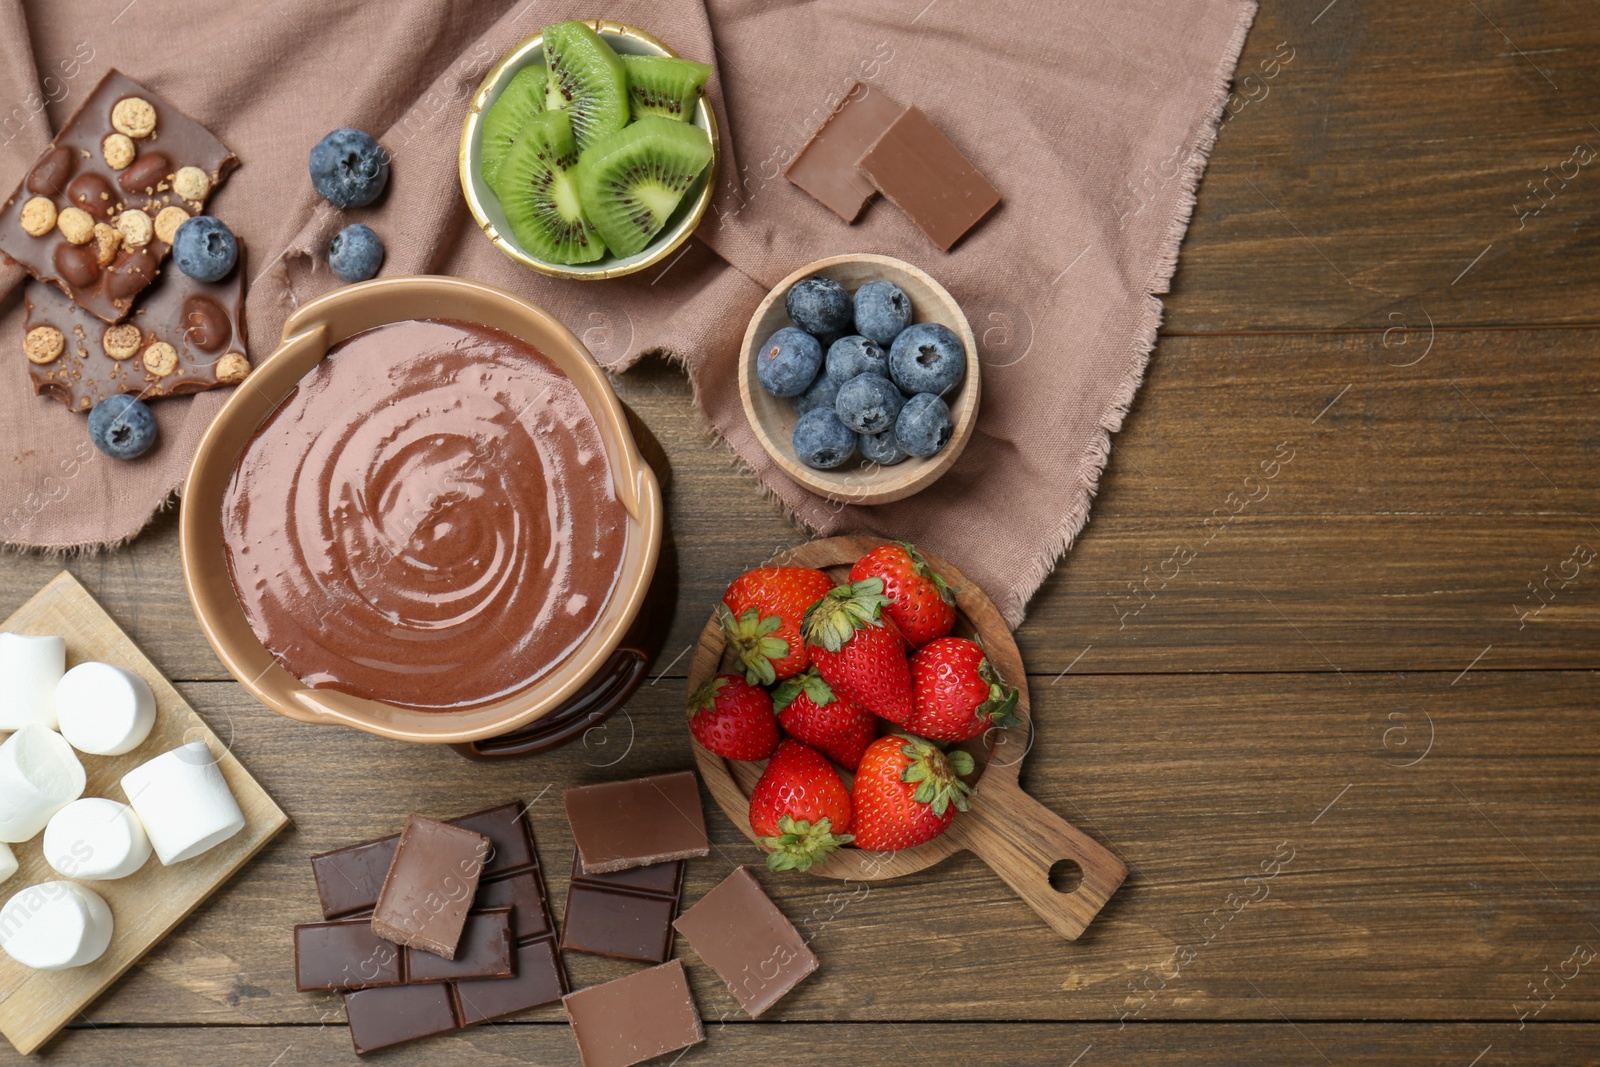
[53,244,101,290]
[181,294,231,351]
[562,960,704,1067]
[0,70,236,323]
[67,174,117,220]
[370,816,491,960]
[118,152,170,196]
[563,771,709,874]
[786,81,907,223]
[308,803,569,1055]
[293,919,403,992]
[343,983,459,1056]
[855,106,1001,251]
[25,242,248,412]
[28,147,76,197]
[672,866,819,1018]
[560,848,683,963]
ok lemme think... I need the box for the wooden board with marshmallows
[0,571,287,1056]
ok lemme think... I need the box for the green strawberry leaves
[772,667,836,712]
[802,578,894,653]
[759,814,855,873]
[897,735,974,817]
[719,604,789,687]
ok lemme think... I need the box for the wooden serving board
[0,572,288,1055]
[688,537,1126,941]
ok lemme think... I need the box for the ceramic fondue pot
[180,276,664,757]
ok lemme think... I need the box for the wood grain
[14,1022,1598,1065]
[0,574,287,1055]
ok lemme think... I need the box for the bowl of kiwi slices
[460,19,719,280]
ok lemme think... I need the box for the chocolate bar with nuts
[0,69,237,324]
[23,243,250,412]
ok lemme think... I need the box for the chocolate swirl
[222,319,628,711]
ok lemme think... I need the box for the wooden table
[6,2,1599,1061]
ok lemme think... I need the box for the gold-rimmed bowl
[459,20,719,281]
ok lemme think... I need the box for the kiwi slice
[480,63,546,187]
[577,116,713,258]
[542,21,629,153]
[621,55,711,122]
[489,108,607,265]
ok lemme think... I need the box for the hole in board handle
[1048,858,1084,894]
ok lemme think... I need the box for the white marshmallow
[120,742,245,865]
[0,843,15,885]
[44,798,152,880]
[0,725,87,842]
[0,633,66,731]
[55,662,157,756]
[0,880,114,970]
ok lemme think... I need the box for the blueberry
[88,395,157,460]
[329,223,385,282]
[756,326,824,398]
[858,429,908,466]
[793,373,840,417]
[888,322,966,396]
[171,216,237,283]
[825,335,887,384]
[792,407,857,469]
[853,279,912,345]
[784,276,853,335]
[309,128,389,208]
[834,372,905,435]
[895,392,953,457]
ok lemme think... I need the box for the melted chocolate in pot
[221,318,628,711]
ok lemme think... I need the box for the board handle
[956,776,1128,941]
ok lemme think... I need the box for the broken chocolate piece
[560,848,683,964]
[562,960,704,1067]
[563,771,709,875]
[856,106,1001,251]
[294,907,513,992]
[785,81,907,222]
[343,982,458,1056]
[672,866,818,1018]
[24,243,248,412]
[0,70,237,323]
[370,815,491,960]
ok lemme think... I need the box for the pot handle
[451,646,649,760]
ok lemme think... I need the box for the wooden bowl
[686,536,1126,941]
[739,255,980,506]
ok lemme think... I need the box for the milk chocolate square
[563,772,709,874]
[562,960,704,1067]
[785,81,907,222]
[0,70,237,323]
[370,815,491,960]
[857,106,1001,250]
[24,246,248,412]
[672,866,818,1018]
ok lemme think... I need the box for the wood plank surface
[1164,0,1600,331]
[4,671,1578,1032]
[26,1022,1600,1066]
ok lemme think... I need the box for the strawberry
[773,668,879,771]
[849,542,957,648]
[748,740,855,872]
[802,578,916,725]
[906,637,1020,742]
[688,673,779,760]
[720,566,835,685]
[851,734,974,851]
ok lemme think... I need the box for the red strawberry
[773,668,878,771]
[721,567,835,685]
[802,578,915,725]
[849,542,957,648]
[748,740,855,872]
[851,734,974,851]
[688,674,779,760]
[907,637,1020,742]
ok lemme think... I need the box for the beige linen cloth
[0,0,1254,626]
